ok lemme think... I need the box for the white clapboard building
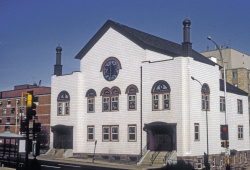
[50,18,249,169]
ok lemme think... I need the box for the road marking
[58,163,81,168]
[41,165,61,169]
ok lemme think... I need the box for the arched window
[86,89,97,113]
[201,84,210,111]
[100,86,121,112]
[151,80,171,110]
[57,91,70,115]
[125,85,139,110]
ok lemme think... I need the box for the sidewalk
[37,154,159,170]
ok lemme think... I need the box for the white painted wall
[50,27,250,158]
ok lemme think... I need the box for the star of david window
[100,57,122,82]
[151,80,171,110]
[57,91,70,115]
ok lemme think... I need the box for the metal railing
[150,144,162,164]
[163,151,172,164]
[137,144,147,162]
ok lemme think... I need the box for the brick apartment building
[0,84,51,136]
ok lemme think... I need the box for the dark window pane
[129,101,135,109]
[164,100,169,109]
[112,134,118,140]
[112,102,118,110]
[104,103,109,110]
[154,100,158,109]
[104,134,109,140]
[103,128,109,133]
[89,104,93,111]
[129,127,135,133]
[88,134,93,140]
[88,128,93,133]
[195,133,199,140]
[129,134,135,140]
[112,128,118,133]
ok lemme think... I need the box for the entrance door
[157,135,171,151]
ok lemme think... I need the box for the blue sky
[1,0,250,91]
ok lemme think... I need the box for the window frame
[6,117,10,124]
[7,100,11,107]
[244,152,247,163]
[239,153,242,164]
[57,91,70,116]
[0,100,2,107]
[201,84,210,111]
[126,85,139,111]
[128,95,136,110]
[194,123,199,141]
[101,87,121,112]
[238,125,243,140]
[86,89,96,113]
[151,80,171,111]
[220,96,225,112]
[232,71,238,78]
[128,125,136,142]
[102,125,119,142]
[87,126,95,141]
[197,158,202,169]
[237,99,243,114]
[2,109,6,115]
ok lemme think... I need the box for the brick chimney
[54,45,62,76]
[182,18,192,57]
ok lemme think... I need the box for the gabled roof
[220,79,248,96]
[75,20,217,67]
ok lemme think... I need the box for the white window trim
[220,97,225,112]
[111,96,119,111]
[87,126,94,141]
[128,95,136,111]
[244,152,247,163]
[202,94,210,111]
[153,94,159,110]
[103,97,110,112]
[87,98,95,113]
[128,125,136,142]
[57,102,70,115]
[238,126,243,140]
[163,93,170,110]
[102,125,119,142]
[197,158,202,169]
[194,123,199,141]
[237,99,243,114]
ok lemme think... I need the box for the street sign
[225,149,230,156]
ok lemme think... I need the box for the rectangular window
[220,159,223,167]
[0,118,2,124]
[4,126,10,132]
[128,95,136,110]
[11,108,15,114]
[220,97,225,112]
[0,100,2,107]
[153,94,159,110]
[128,125,136,141]
[6,117,10,124]
[88,98,94,112]
[244,152,247,163]
[87,126,94,141]
[7,100,11,107]
[237,99,243,114]
[103,126,110,141]
[16,99,20,106]
[102,125,119,141]
[212,157,215,167]
[111,97,119,111]
[65,102,69,114]
[111,126,119,141]
[238,126,243,139]
[163,94,170,109]
[103,97,110,111]
[3,109,6,115]
[58,103,62,115]
[194,123,199,141]
[239,153,242,164]
[232,71,238,78]
[197,158,202,169]
[202,94,209,110]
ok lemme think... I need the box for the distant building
[0,84,51,136]
[201,48,250,118]
[50,19,249,169]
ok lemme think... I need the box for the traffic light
[20,120,28,134]
[204,152,209,169]
[221,141,225,147]
[221,125,229,140]
[26,91,36,121]
[33,122,41,133]
[221,140,229,148]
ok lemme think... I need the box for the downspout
[140,66,142,157]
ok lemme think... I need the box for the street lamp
[207,36,227,124]
[191,76,209,170]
